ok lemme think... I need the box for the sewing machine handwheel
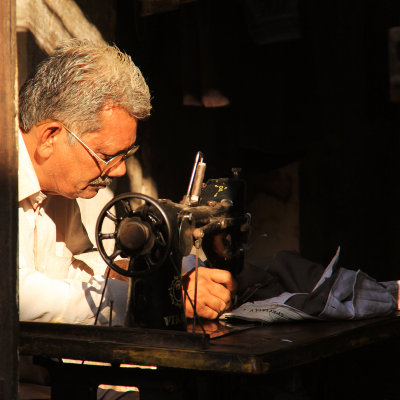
[95,193,172,278]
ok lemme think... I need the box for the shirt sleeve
[181,254,207,275]
[19,267,128,326]
[18,195,127,326]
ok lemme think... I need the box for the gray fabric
[226,246,398,322]
[320,268,397,320]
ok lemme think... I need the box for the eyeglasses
[36,120,139,176]
[61,123,139,175]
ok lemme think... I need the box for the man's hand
[183,267,237,320]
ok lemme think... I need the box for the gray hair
[19,39,151,135]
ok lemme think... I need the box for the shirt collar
[18,130,47,206]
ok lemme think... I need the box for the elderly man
[18,39,235,327]
[18,39,236,399]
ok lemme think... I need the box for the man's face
[45,107,138,199]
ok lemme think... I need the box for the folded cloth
[221,247,398,323]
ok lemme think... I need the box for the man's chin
[78,185,107,199]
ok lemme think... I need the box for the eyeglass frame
[35,119,139,176]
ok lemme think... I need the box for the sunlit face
[44,107,138,199]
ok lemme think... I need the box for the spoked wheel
[95,193,172,278]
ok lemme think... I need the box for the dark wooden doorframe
[0,1,18,399]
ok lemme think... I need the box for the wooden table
[19,312,400,399]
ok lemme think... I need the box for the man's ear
[35,122,64,159]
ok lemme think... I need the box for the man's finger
[208,269,237,292]
[208,282,232,305]
[205,296,229,317]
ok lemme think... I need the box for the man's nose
[105,160,127,177]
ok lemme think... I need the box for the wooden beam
[0,0,18,399]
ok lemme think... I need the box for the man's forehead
[88,109,137,148]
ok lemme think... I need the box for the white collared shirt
[18,131,127,325]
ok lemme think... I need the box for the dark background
[73,0,400,281]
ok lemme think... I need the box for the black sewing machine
[95,152,249,331]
